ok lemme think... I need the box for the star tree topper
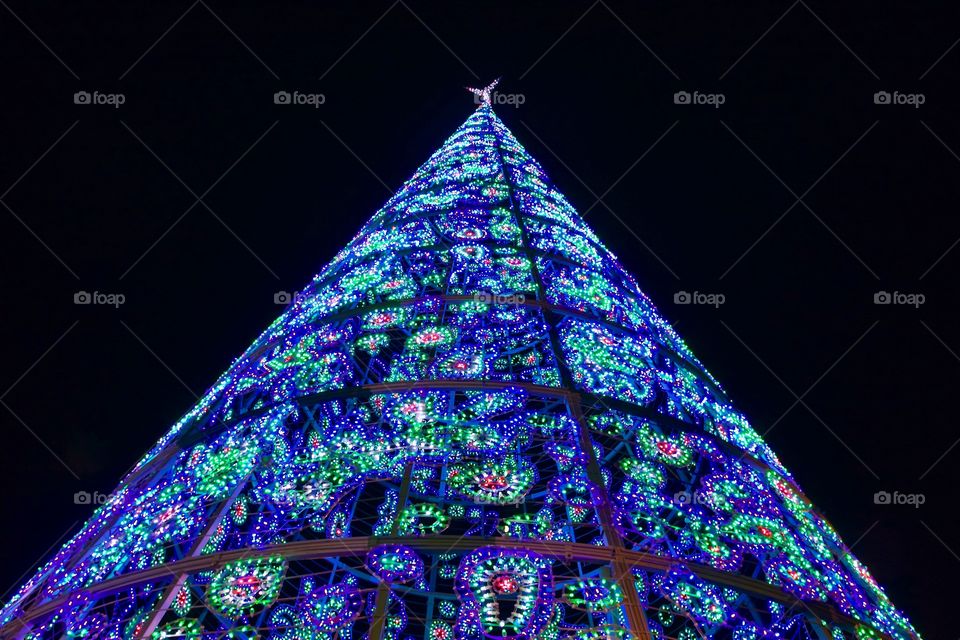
[466,78,500,106]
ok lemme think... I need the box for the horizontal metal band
[2,535,883,639]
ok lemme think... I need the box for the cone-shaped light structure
[0,102,918,640]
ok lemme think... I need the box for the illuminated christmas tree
[0,83,918,640]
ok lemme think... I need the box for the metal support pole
[137,477,251,640]
[569,394,652,640]
[368,461,415,640]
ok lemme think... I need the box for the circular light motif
[195,442,259,498]
[564,578,624,611]
[638,427,694,467]
[363,309,406,330]
[428,619,454,640]
[367,544,424,583]
[303,583,362,630]
[453,426,502,454]
[447,458,535,505]
[479,474,509,491]
[207,556,286,618]
[454,547,554,639]
[455,227,487,240]
[152,619,201,640]
[453,244,489,261]
[412,326,455,348]
[491,574,520,594]
[657,440,679,456]
[432,348,486,379]
[172,584,191,617]
[547,475,600,508]
[396,503,450,536]
[355,332,389,354]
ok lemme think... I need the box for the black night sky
[1,2,957,637]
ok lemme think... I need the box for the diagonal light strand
[917,321,960,479]
[399,1,478,79]
[583,120,680,214]
[521,0,599,79]
[201,203,281,279]
[1,201,81,280]
[798,1,879,79]
[0,0,79,79]
[519,120,681,279]
[119,0,200,80]
[801,203,880,279]
[918,122,960,279]
[0,120,82,279]
[1,320,79,399]
[119,203,200,280]
[719,0,799,80]
[720,320,880,479]
[319,1,400,80]
[0,519,78,601]
[848,520,879,550]
[0,400,80,479]
[919,35,960,80]
[763,321,878,433]
[720,120,800,199]
[800,120,879,199]
[719,201,799,280]
[120,121,202,199]
[320,121,394,193]
[598,0,679,79]
[920,520,960,563]
[200,120,279,198]
[119,121,280,280]
[120,321,201,399]
[2,120,80,200]
[198,0,279,79]
[719,120,879,279]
